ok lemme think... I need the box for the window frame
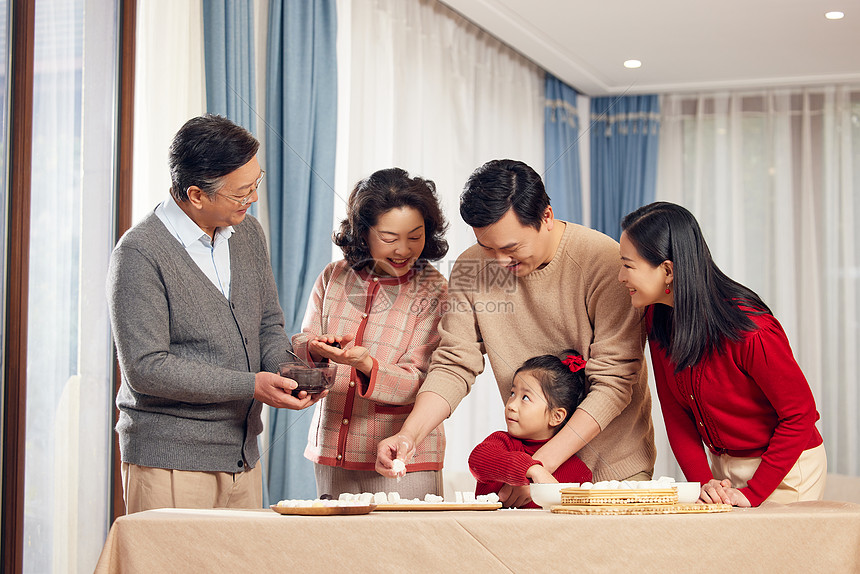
[0,0,136,570]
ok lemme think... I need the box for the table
[95,501,860,573]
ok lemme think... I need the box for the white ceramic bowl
[675,482,701,503]
[529,483,580,509]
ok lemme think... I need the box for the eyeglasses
[215,171,265,207]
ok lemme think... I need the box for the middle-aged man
[377,159,655,507]
[107,114,323,514]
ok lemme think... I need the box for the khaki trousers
[314,463,442,499]
[121,462,263,514]
[708,443,827,504]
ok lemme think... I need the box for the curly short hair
[334,168,449,268]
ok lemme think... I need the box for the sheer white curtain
[132,0,206,223]
[133,0,273,224]
[656,87,860,478]
[25,0,119,571]
[335,0,545,494]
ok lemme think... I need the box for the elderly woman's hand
[309,335,373,374]
[306,334,352,361]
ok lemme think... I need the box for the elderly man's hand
[253,371,327,409]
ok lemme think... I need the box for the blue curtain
[544,74,583,223]
[203,0,258,222]
[590,95,660,240]
[202,0,269,503]
[265,0,338,501]
[203,1,257,130]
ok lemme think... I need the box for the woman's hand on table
[308,335,373,374]
[498,484,532,508]
[700,479,751,507]
[376,434,415,478]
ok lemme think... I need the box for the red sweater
[469,431,592,509]
[647,307,823,506]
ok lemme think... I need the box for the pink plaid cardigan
[292,260,448,471]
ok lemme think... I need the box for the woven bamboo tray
[560,487,678,506]
[551,502,732,515]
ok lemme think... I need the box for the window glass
[25,0,118,571]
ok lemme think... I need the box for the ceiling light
[825,11,844,19]
[624,60,642,69]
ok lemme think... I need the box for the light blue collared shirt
[155,197,233,299]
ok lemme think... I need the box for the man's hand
[253,371,326,410]
[375,434,416,478]
[374,392,451,477]
[526,464,558,484]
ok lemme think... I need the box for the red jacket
[469,431,592,508]
[647,306,823,506]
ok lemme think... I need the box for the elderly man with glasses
[107,114,323,514]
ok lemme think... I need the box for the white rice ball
[391,458,406,477]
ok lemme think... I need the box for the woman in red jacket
[618,202,825,507]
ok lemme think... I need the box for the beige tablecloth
[95,501,860,573]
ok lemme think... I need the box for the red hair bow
[562,354,586,373]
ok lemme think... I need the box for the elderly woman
[292,167,449,499]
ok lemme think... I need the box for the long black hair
[621,202,770,371]
[515,349,588,430]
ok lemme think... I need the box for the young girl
[619,201,826,507]
[469,351,592,508]
[292,168,449,499]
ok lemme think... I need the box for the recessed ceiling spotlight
[624,60,642,69]
[825,11,844,19]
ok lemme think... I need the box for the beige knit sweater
[421,222,656,480]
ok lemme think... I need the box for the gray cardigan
[107,211,290,472]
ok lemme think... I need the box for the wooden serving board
[374,502,502,511]
[551,503,732,516]
[270,504,376,516]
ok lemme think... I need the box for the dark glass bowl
[278,361,338,397]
